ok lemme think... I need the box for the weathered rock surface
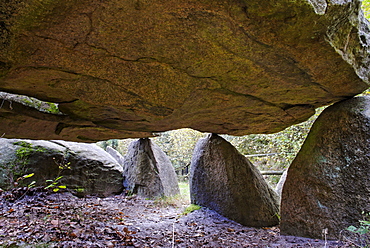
[275,170,287,197]
[1,0,369,141]
[123,138,180,199]
[106,146,125,166]
[190,134,280,227]
[280,96,370,239]
[0,138,124,197]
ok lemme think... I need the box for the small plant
[2,173,36,202]
[44,176,66,192]
[274,212,281,221]
[16,173,36,189]
[73,187,85,195]
[44,158,70,193]
[347,212,370,247]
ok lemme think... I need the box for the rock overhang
[0,0,369,142]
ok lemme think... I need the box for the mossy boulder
[0,138,124,197]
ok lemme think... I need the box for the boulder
[106,146,125,166]
[0,138,124,197]
[190,134,280,227]
[122,138,180,198]
[280,96,370,239]
[275,170,287,197]
[0,0,369,141]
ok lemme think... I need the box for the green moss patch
[182,204,201,216]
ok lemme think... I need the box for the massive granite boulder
[280,96,370,239]
[123,138,180,199]
[0,138,124,197]
[190,134,280,227]
[0,0,369,141]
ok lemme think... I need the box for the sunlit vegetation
[363,0,370,19]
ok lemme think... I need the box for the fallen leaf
[50,219,59,226]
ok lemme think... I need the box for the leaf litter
[0,189,353,247]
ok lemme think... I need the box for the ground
[0,189,356,247]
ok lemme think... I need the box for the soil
[0,190,356,247]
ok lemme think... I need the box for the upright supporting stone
[281,96,370,239]
[106,146,125,166]
[123,138,180,199]
[190,134,280,227]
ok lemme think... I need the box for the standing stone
[106,146,125,166]
[281,96,370,239]
[190,134,280,227]
[123,138,180,199]
[275,170,288,197]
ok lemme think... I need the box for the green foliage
[182,204,201,216]
[45,102,60,114]
[363,0,370,19]
[0,92,63,115]
[0,142,35,189]
[17,173,36,189]
[74,187,85,194]
[44,158,70,193]
[153,129,204,169]
[0,141,68,191]
[45,176,65,192]
[222,107,325,185]
[14,141,33,149]
[347,212,370,247]
[14,142,47,167]
[14,141,48,155]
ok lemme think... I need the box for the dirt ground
[0,190,356,247]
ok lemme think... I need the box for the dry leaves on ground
[0,190,355,247]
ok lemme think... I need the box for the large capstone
[190,134,280,227]
[0,139,124,197]
[280,96,370,239]
[0,0,369,141]
[122,138,180,199]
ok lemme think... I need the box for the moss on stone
[13,0,79,32]
[14,141,48,160]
